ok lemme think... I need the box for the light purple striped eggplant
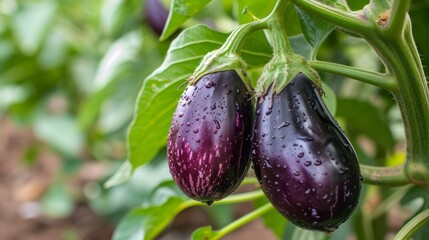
[167,70,252,205]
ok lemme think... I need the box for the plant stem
[360,164,409,186]
[289,0,369,33]
[384,0,410,38]
[268,1,293,57]
[309,60,396,90]
[213,203,274,239]
[180,190,266,209]
[221,0,289,55]
[393,208,429,240]
[358,2,429,187]
[292,0,429,187]
[372,35,429,186]
[217,190,265,205]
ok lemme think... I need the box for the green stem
[375,37,429,186]
[213,203,274,239]
[216,190,265,205]
[268,1,293,57]
[309,60,396,90]
[358,4,429,187]
[220,0,289,55]
[393,208,429,240]
[360,164,409,186]
[189,0,289,86]
[384,0,410,38]
[220,21,268,55]
[180,190,266,209]
[404,21,426,82]
[289,0,370,33]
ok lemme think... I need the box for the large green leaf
[127,25,271,169]
[78,31,143,129]
[336,98,395,151]
[161,0,212,40]
[295,5,335,59]
[112,196,186,240]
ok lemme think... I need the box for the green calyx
[254,54,321,97]
[255,8,321,98]
[188,48,251,91]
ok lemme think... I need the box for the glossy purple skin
[251,74,362,232]
[167,71,252,204]
[144,0,169,35]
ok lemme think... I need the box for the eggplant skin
[144,0,168,35]
[251,74,362,232]
[167,71,252,204]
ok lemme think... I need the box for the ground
[0,117,276,240]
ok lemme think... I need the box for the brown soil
[0,117,277,240]
[0,118,114,240]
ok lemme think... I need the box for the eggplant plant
[109,0,429,239]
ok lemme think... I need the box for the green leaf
[237,0,276,24]
[38,28,69,69]
[12,1,57,55]
[0,84,28,114]
[161,0,212,40]
[289,34,312,60]
[93,31,142,90]
[78,31,144,129]
[34,112,84,157]
[104,161,133,188]
[336,98,395,151]
[283,3,302,37]
[295,6,335,59]
[238,2,301,35]
[112,197,187,240]
[191,226,217,240]
[410,0,429,78]
[100,0,143,36]
[127,25,271,169]
[348,0,368,11]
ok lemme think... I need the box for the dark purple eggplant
[144,0,169,35]
[167,70,252,204]
[251,74,362,232]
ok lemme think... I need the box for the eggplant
[167,70,252,204]
[251,74,362,232]
[144,0,169,35]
